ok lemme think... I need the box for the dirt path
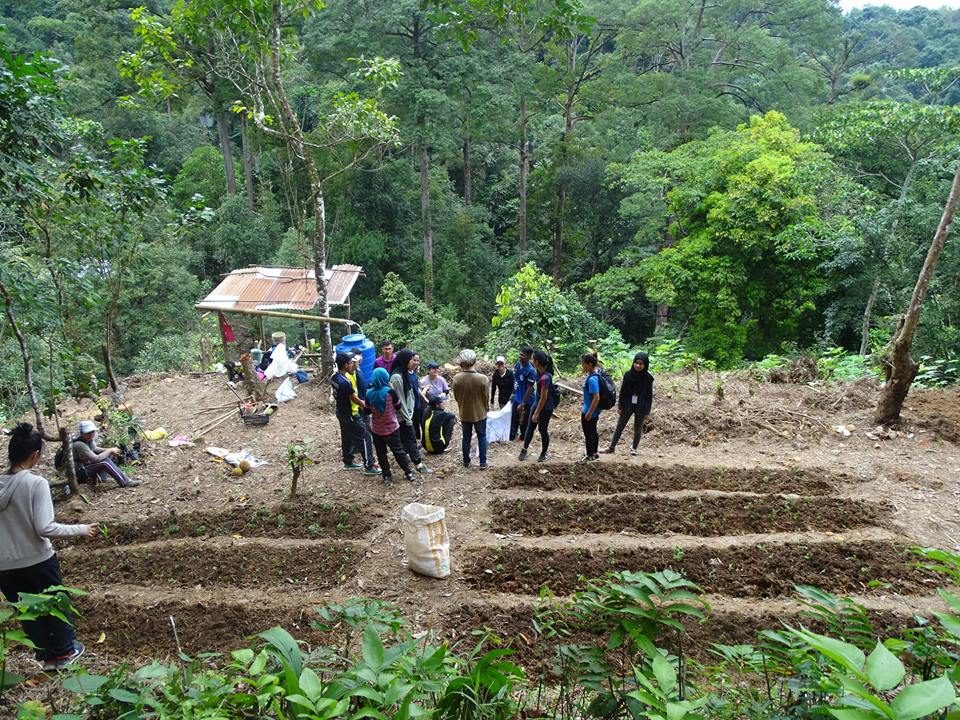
[8,373,960,693]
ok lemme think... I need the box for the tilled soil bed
[75,595,329,657]
[464,540,935,597]
[62,539,361,589]
[79,499,378,547]
[491,494,888,536]
[495,463,847,495]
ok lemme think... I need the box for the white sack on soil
[401,502,450,579]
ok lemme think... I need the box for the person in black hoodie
[603,352,653,455]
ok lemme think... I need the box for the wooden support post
[258,316,266,350]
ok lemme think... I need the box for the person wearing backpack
[603,351,654,455]
[519,350,556,463]
[580,353,604,462]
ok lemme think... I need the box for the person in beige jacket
[451,349,490,469]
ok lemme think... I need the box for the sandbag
[401,502,450,579]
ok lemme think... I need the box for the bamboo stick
[194,411,236,439]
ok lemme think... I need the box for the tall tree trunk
[552,99,574,283]
[240,114,256,211]
[1,281,53,440]
[216,109,238,196]
[875,158,960,425]
[267,0,332,375]
[420,144,434,306]
[462,133,472,206]
[518,93,528,256]
[552,183,566,283]
[860,160,916,354]
[858,276,881,355]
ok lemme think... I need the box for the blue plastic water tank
[336,333,375,379]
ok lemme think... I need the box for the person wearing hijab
[389,349,432,474]
[603,352,653,455]
[367,368,415,484]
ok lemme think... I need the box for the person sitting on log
[71,421,139,488]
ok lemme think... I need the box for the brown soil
[490,495,888,537]
[905,388,960,444]
[78,499,377,547]
[495,462,846,495]
[74,594,327,657]
[62,539,361,590]
[8,371,960,707]
[463,540,936,597]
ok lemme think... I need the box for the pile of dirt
[767,356,819,384]
[495,462,846,495]
[464,540,935,598]
[490,495,889,537]
[905,388,960,444]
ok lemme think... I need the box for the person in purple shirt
[420,361,449,400]
[373,340,395,372]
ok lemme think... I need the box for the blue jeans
[461,419,487,466]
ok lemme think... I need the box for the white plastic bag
[275,377,297,402]
[264,343,299,380]
[401,503,450,579]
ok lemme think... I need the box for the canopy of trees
[1,0,959,420]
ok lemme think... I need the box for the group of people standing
[332,340,655,479]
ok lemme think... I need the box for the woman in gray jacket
[389,349,432,475]
[0,423,97,670]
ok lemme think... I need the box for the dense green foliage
[1,0,960,421]
[19,549,960,718]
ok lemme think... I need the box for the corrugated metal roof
[197,265,363,312]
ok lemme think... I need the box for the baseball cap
[496,355,506,364]
[79,420,97,434]
[426,361,439,369]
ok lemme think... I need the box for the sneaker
[43,641,85,671]
[404,472,416,482]
[342,462,363,470]
[577,454,591,464]
[537,452,550,463]
[363,466,382,476]
[124,479,141,487]
[600,447,615,454]
[479,463,489,470]
[382,475,394,485]
[630,448,638,456]
[416,463,434,474]
[592,454,601,461]
[518,448,528,461]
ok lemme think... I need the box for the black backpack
[54,440,74,471]
[596,369,617,410]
